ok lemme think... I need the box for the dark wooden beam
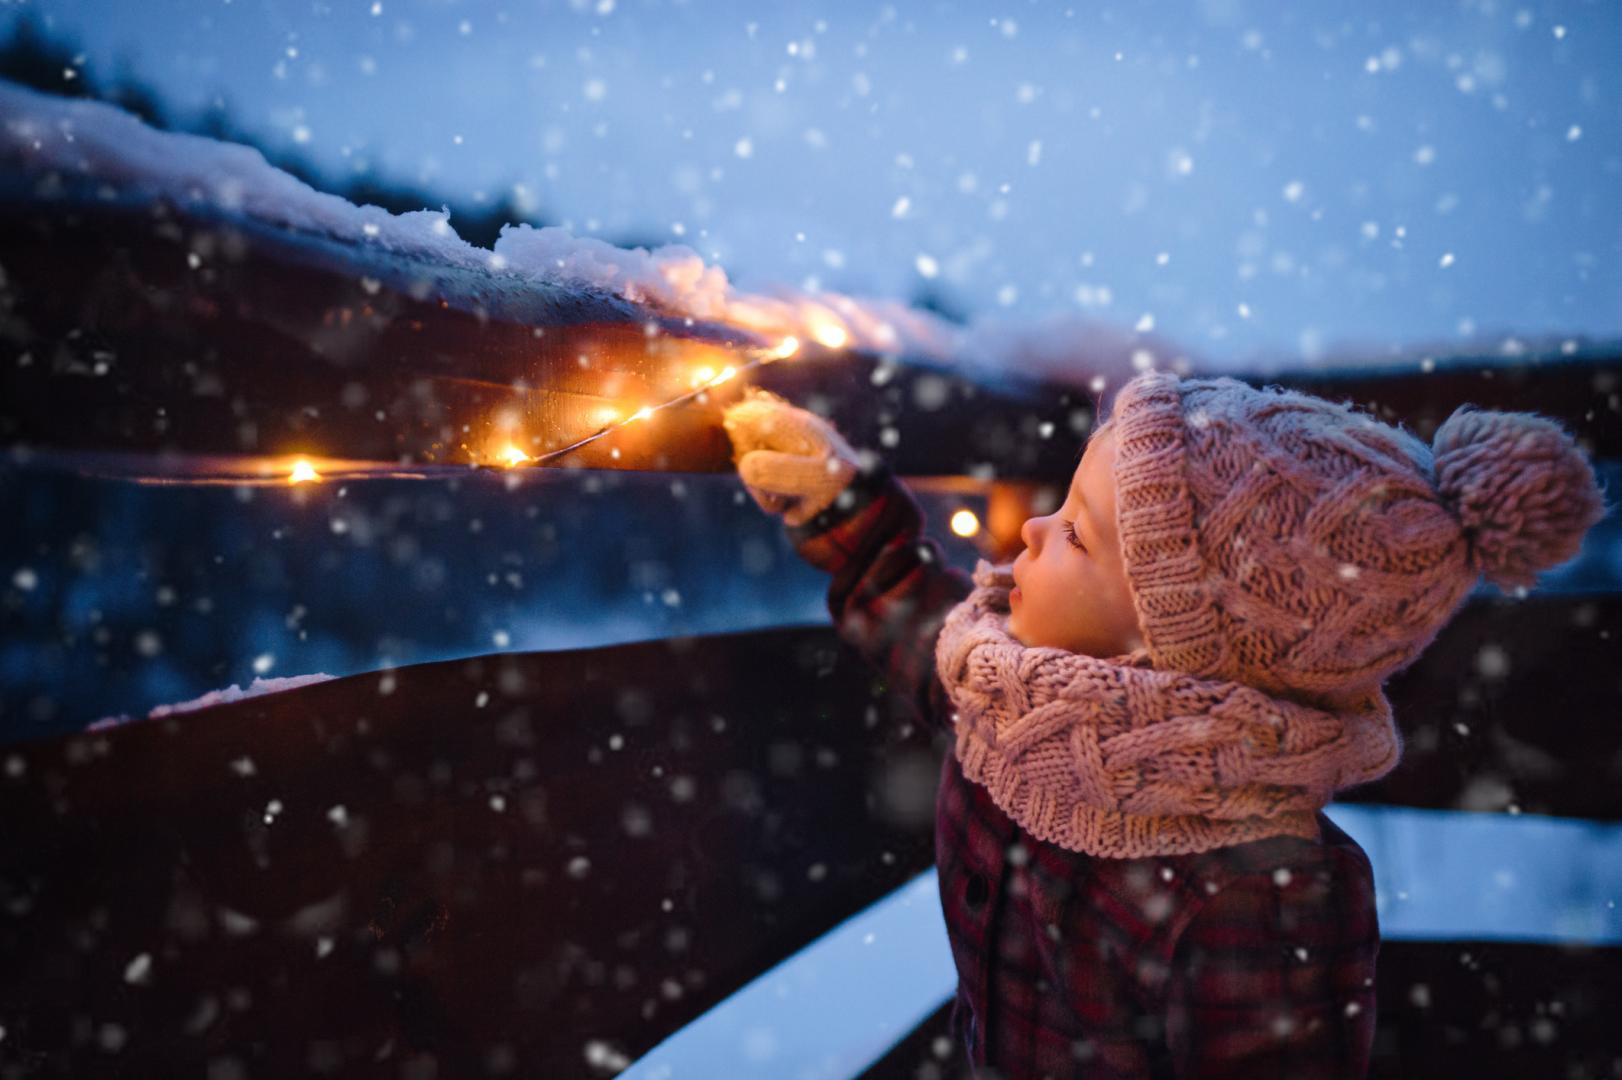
[0,189,1084,481]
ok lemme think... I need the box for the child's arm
[724,391,972,725]
[788,463,973,725]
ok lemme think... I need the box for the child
[723,370,1606,1079]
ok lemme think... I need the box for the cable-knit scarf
[934,562,1402,858]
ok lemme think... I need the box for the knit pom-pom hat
[1108,371,1609,703]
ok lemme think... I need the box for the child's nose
[1020,515,1043,552]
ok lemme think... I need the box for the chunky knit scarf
[935,562,1402,859]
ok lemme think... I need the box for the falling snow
[0,4,1618,1076]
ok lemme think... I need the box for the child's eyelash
[1061,520,1086,551]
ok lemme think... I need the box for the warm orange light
[500,445,531,468]
[630,406,654,423]
[288,459,321,485]
[711,365,738,386]
[772,336,801,360]
[950,509,981,538]
[811,321,849,349]
[691,366,717,388]
[592,405,623,426]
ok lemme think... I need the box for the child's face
[1008,425,1145,659]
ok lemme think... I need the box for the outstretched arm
[724,391,972,726]
[790,464,972,726]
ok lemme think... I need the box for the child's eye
[1061,520,1086,552]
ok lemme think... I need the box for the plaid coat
[791,467,1381,1079]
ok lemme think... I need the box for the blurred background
[4,1,1619,357]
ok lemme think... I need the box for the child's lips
[1010,585,1022,604]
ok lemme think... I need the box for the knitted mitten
[722,389,861,526]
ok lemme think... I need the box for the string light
[517,333,836,469]
[288,459,321,484]
[500,445,532,467]
[950,509,981,538]
[810,322,848,350]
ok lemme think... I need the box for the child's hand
[722,388,863,526]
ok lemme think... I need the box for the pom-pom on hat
[1432,407,1604,589]
[1108,371,1608,703]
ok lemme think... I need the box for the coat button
[964,872,989,909]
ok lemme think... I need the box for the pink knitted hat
[1108,371,1608,703]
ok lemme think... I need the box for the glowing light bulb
[288,459,321,485]
[500,445,531,467]
[691,366,717,388]
[772,336,801,360]
[711,365,738,386]
[811,321,849,349]
[950,509,981,538]
[630,406,654,423]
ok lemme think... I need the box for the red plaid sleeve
[787,465,973,726]
[1163,847,1380,1079]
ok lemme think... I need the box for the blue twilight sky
[9,0,1621,364]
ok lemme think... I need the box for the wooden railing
[1,592,1618,1074]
